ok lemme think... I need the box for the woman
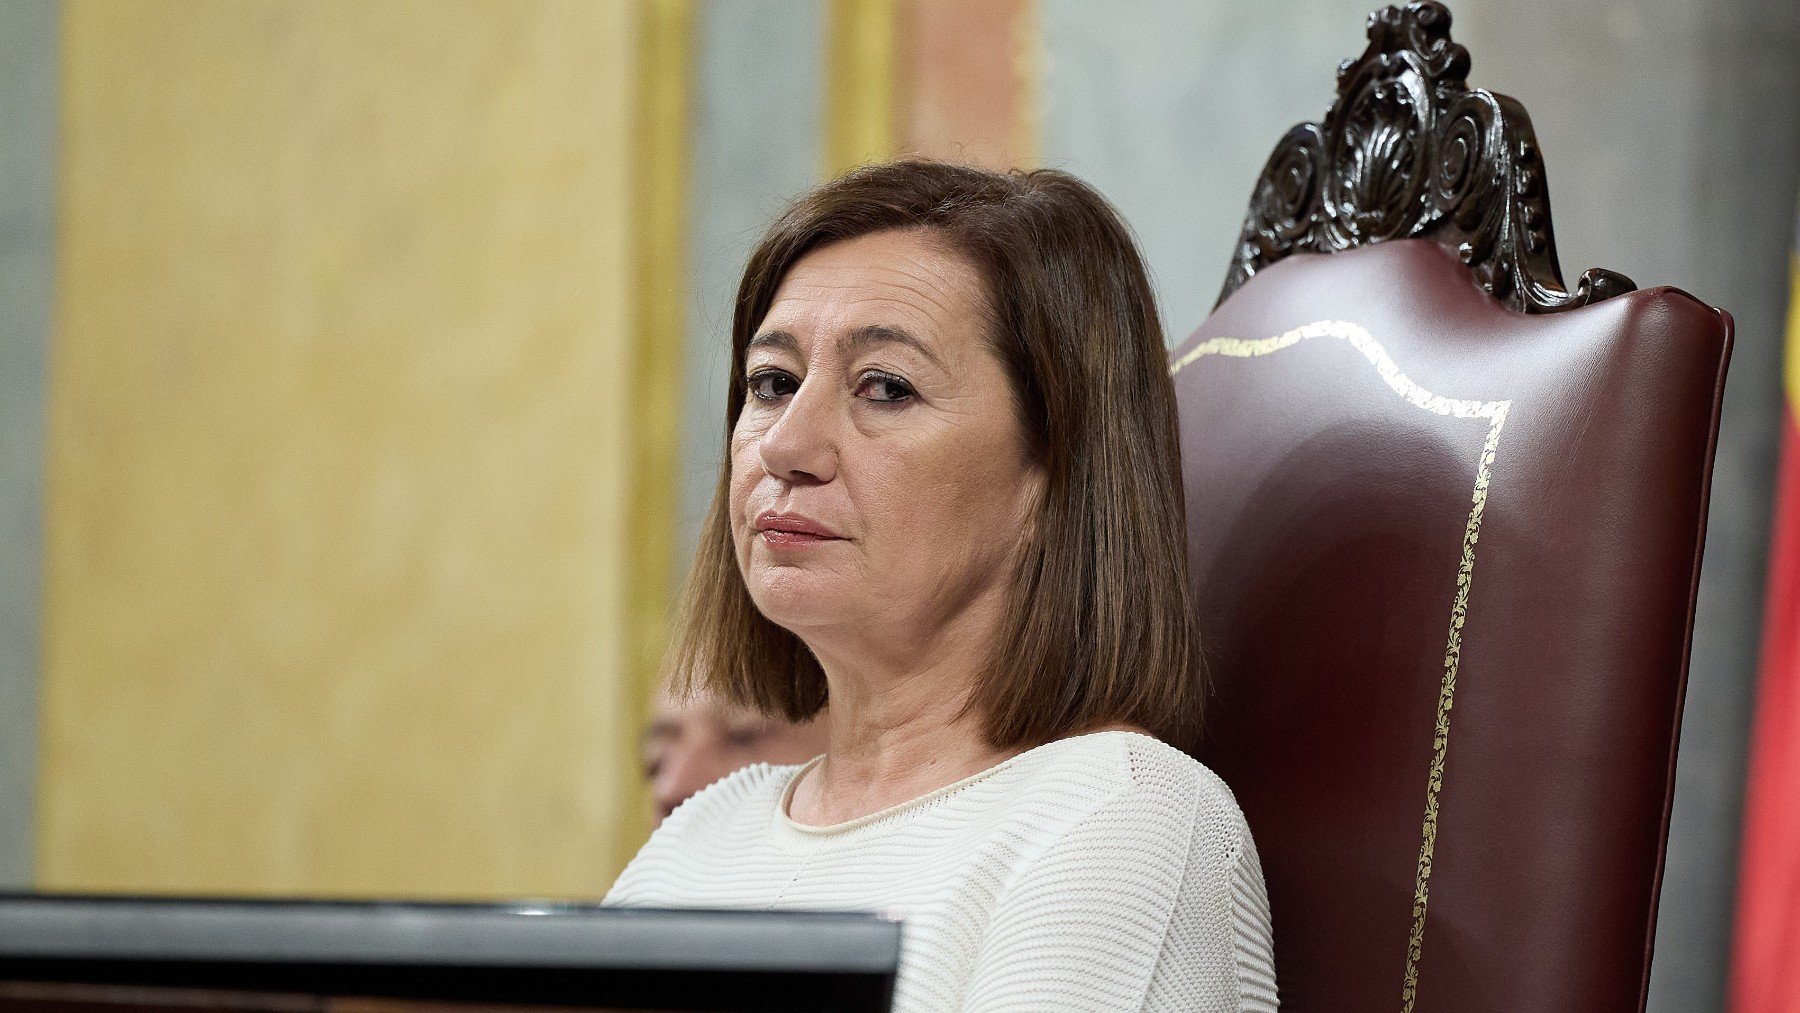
[605,161,1277,1011]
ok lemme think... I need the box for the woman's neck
[787,664,1016,827]
[785,584,1024,826]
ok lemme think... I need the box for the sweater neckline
[773,728,1158,837]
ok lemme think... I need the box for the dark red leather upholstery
[1173,239,1732,1012]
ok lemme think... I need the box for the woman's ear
[1013,459,1048,551]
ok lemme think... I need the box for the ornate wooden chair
[1171,4,1733,1010]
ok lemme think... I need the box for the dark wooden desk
[0,896,900,1013]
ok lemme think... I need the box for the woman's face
[729,228,1044,652]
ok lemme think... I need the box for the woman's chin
[746,566,858,633]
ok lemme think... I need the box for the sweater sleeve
[958,772,1277,1012]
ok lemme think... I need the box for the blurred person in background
[642,687,826,827]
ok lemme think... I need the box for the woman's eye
[856,373,915,404]
[747,370,799,402]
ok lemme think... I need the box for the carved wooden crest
[1218,1,1634,313]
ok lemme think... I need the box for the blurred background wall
[1,0,1795,1008]
[7,0,690,899]
[0,0,55,898]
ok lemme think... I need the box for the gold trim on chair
[1171,320,1511,1012]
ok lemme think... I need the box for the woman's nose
[757,379,838,485]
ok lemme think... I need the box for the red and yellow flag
[1733,233,1800,1012]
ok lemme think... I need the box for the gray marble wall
[0,0,56,891]
[1041,1,1800,1008]
[675,0,825,580]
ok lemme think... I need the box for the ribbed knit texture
[605,731,1277,1011]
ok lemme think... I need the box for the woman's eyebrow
[746,330,801,357]
[838,324,947,371]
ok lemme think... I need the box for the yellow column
[824,0,899,176]
[39,0,686,899]
[621,0,696,870]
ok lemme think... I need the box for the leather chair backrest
[1173,6,1733,1011]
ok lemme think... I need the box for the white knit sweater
[604,730,1277,1011]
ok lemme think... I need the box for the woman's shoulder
[1027,730,1239,800]
[1011,731,1250,845]
[604,760,812,907]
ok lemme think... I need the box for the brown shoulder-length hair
[669,159,1203,753]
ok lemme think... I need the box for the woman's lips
[754,511,844,547]
[760,529,836,547]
